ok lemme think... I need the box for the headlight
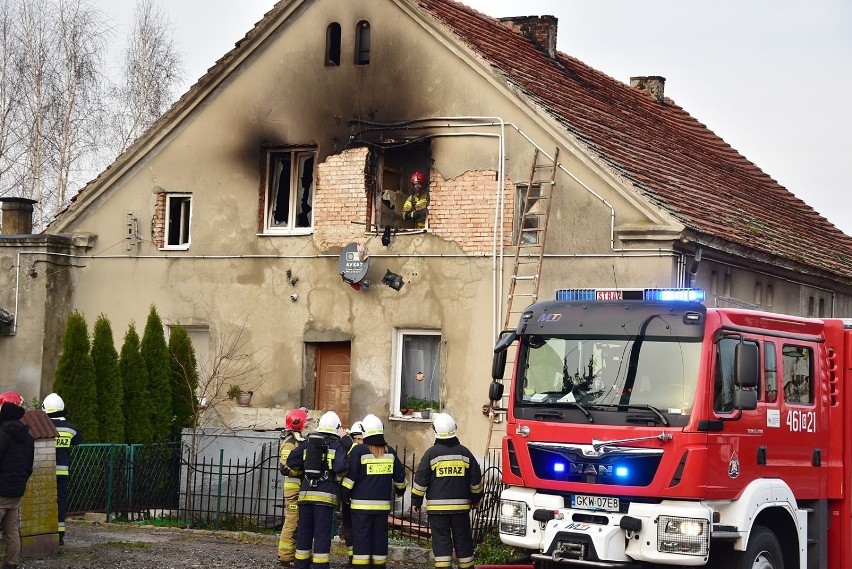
[499,499,527,536]
[657,515,709,556]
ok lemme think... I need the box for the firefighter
[412,413,483,569]
[286,411,348,569]
[277,408,314,566]
[341,414,407,569]
[338,421,365,567]
[402,171,429,229]
[42,392,82,546]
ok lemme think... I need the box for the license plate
[571,494,620,512]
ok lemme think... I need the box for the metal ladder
[485,148,560,456]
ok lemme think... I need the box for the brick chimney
[499,15,558,58]
[630,76,666,103]
[0,197,37,235]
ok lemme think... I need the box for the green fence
[69,441,503,540]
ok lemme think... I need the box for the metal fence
[69,441,503,542]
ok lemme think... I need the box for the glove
[279,464,288,476]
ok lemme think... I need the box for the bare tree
[110,0,183,156]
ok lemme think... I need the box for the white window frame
[390,329,442,417]
[163,193,192,250]
[264,147,316,235]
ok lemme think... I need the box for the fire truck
[489,288,851,568]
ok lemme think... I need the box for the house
[2,0,851,454]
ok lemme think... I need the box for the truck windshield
[518,335,701,417]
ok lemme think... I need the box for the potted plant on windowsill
[227,384,253,407]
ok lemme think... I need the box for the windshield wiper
[553,401,594,423]
[588,403,670,426]
[534,411,564,421]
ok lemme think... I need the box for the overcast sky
[96,0,852,235]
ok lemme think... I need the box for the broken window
[514,183,541,245]
[372,142,430,232]
[326,22,341,66]
[161,193,191,249]
[355,20,370,65]
[264,148,315,233]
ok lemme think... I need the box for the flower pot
[236,391,253,406]
[420,409,432,419]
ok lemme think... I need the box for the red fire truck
[489,288,851,568]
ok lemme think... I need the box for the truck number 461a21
[786,410,816,433]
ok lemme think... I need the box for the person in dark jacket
[286,411,348,569]
[341,415,406,569]
[42,393,82,546]
[412,413,482,569]
[338,420,364,568]
[0,392,35,569]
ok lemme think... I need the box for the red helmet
[0,391,24,407]
[410,171,425,185]
[285,408,310,431]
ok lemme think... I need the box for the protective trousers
[0,495,23,566]
[294,503,334,569]
[57,474,69,542]
[429,512,475,569]
[277,485,300,562]
[339,502,353,565]
[351,511,389,568]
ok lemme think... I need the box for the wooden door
[315,342,351,426]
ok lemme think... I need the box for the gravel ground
[24,520,431,569]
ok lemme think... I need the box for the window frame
[390,329,442,418]
[781,344,814,405]
[162,193,192,250]
[263,147,316,235]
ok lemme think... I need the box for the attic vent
[499,15,557,58]
[630,76,666,103]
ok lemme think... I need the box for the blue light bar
[644,288,705,302]
[555,289,596,301]
[615,466,629,478]
[553,462,566,473]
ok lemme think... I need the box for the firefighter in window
[402,171,429,229]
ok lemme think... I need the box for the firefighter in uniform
[286,411,348,569]
[402,171,429,229]
[339,421,365,567]
[42,393,82,546]
[341,415,407,569]
[278,408,314,566]
[412,413,482,569]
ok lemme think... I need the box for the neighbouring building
[1,0,851,455]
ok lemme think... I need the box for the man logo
[537,314,562,322]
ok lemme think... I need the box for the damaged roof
[53,0,852,283]
[415,0,852,282]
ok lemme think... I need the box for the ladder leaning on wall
[485,147,560,456]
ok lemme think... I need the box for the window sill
[388,414,434,423]
[259,229,314,237]
[160,245,190,251]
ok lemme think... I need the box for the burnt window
[355,20,370,65]
[515,183,541,245]
[326,22,341,66]
[372,142,430,232]
[264,148,315,233]
[165,194,192,248]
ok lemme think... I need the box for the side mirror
[734,342,758,389]
[489,381,504,402]
[734,389,758,411]
[492,350,507,380]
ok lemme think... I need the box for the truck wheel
[713,526,784,569]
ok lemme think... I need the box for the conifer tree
[168,324,199,440]
[91,314,124,443]
[53,311,99,441]
[141,305,173,441]
[120,322,152,444]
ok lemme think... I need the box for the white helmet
[350,421,365,437]
[317,411,342,434]
[361,414,383,437]
[432,412,457,439]
[42,392,65,414]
